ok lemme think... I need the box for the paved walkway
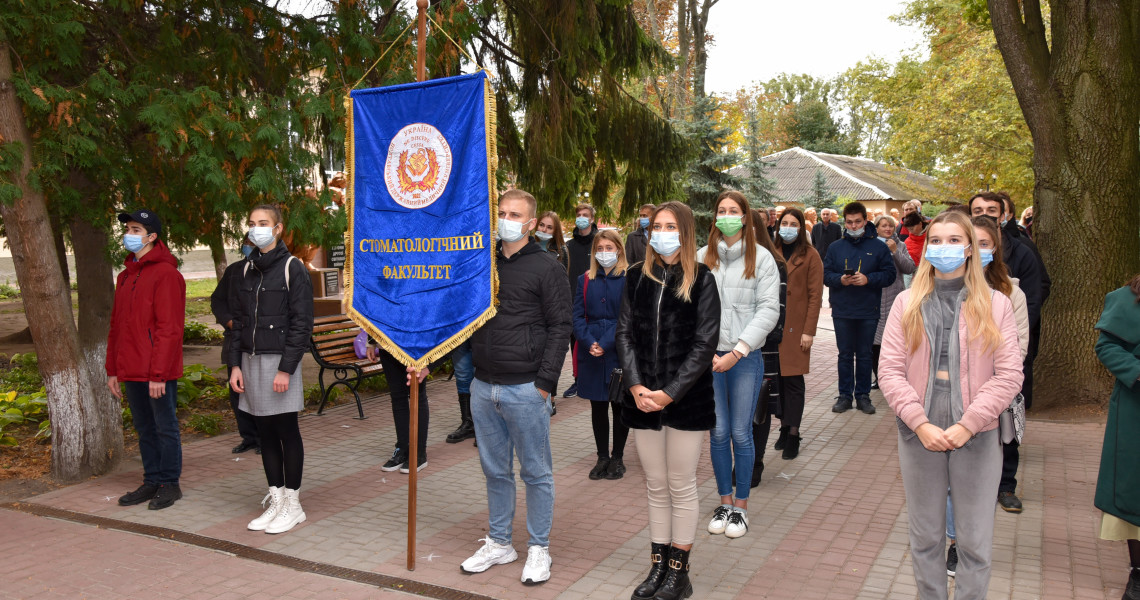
[0,316,1131,600]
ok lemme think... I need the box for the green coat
[1093,286,1140,527]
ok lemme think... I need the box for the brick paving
[1,302,1133,599]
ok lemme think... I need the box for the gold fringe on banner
[342,73,500,371]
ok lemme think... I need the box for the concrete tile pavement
[1,306,1133,599]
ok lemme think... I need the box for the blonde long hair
[703,191,758,278]
[644,201,699,302]
[588,229,628,279]
[901,211,1003,354]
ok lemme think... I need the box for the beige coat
[777,245,824,376]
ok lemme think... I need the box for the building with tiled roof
[728,147,957,214]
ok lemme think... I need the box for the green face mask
[715,215,744,236]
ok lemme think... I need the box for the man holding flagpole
[461,189,571,585]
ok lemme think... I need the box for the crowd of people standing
[101,187,1137,600]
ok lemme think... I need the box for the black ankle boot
[447,393,475,443]
[782,434,801,460]
[631,543,670,600]
[773,426,790,451]
[652,546,692,600]
[1124,567,1140,600]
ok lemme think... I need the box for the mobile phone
[844,268,855,276]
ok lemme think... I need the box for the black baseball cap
[118,209,162,237]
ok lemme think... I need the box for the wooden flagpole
[407,0,428,572]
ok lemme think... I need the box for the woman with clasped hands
[878,210,1023,600]
[616,201,719,600]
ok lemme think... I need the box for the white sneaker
[707,504,733,535]
[265,488,306,534]
[247,486,283,531]
[521,545,551,585]
[725,508,749,539]
[460,537,518,573]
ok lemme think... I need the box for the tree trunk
[206,229,228,281]
[988,0,1140,409]
[69,212,124,473]
[673,0,690,112]
[689,0,715,99]
[0,43,116,482]
[49,206,70,289]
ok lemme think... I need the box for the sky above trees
[703,0,925,95]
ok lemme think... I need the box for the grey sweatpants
[898,424,1002,600]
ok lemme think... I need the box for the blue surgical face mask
[649,231,681,257]
[123,234,146,253]
[534,231,553,242]
[778,226,799,243]
[575,216,590,230]
[248,226,276,250]
[639,217,650,229]
[240,245,254,258]
[498,218,532,243]
[846,227,865,238]
[979,248,995,268]
[925,244,968,273]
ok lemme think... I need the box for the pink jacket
[879,288,1024,435]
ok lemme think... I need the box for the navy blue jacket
[572,269,625,402]
[822,228,897,320]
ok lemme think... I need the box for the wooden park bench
[308,314,383,419]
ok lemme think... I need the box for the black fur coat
[615,262,720,431]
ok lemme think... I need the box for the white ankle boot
[265,488,306,534]
[247,486,283,531]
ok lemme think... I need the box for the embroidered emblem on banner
[384,123,453,209]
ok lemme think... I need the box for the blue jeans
[946,492,956,540]
[452,341,474,395]
[470,378,554,547]
[710,351,762,500]
[833,317,879,398]
[124,380,182,485]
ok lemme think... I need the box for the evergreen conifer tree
[677,93,742,241]
[801,167,837,211]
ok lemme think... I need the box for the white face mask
[535,231,553,241]
[498,218,532,243]
[649,231,681,257]
[596,251,618,268]
[248,226,277,250]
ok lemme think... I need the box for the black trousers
[377,349,428,455]
[227,367,259,446]
[778,375,806,429]
[1000,323,1040,493]
[871,343,881,383]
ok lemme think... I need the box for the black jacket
[1000,221,1049,327]
[625,228,649,265]
[226,244,314,374]
[615,262,720,431]
[211,257,247,367]
[812,221,842,260]
[470,240,572,393]
[566,225,597,293]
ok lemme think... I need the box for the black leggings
[590,401,628,459]
[256,412,304,489]
[871,343,881,382]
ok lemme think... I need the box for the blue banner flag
[345,72,498,369]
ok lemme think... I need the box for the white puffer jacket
[696,239,781,355]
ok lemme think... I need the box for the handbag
[752,377,773,426]
[607,368,624,404]
[998,392,1026,444]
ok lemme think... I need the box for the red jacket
[904,229,926,266]
[106,240,186,382]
